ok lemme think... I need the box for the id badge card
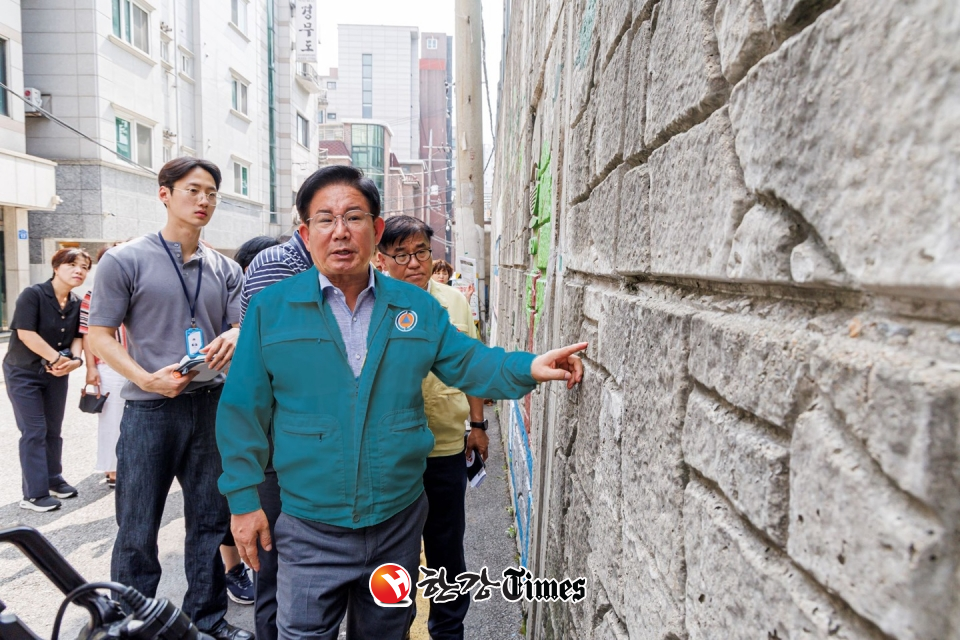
[185,327,205,358]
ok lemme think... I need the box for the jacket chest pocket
[262,330,342,387]
[262,329,323,349]
[272,411,346,502]
[383,327,435,380]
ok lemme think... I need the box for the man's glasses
[308,212,375,232]
[172,187,222,204]
[382,248,432,266]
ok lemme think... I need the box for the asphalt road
[0,342,522,640]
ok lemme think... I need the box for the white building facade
[326,24,420,162]
[17,0,321,291]
[0,0,58,326]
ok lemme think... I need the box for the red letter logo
[369,563,413,607]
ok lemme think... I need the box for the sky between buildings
[315,0,504,146]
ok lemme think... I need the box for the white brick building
[0,0,58,326]
[16,0,323,294]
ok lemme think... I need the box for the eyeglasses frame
[306,211,376,232]
[171,187,222,204]
[381,247,432,266]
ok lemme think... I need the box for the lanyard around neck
[158,232,203,328]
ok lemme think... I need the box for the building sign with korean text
[295,0,317,62]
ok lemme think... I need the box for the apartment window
[116,116,153,168]
[231,0,248,33]
[349,124,384,193]
[112,0,150,54]
[426,37,438,50]
[180,50,194,77]
[163,143,173,163]
[362,54,372,119]
[0,39,7,117]
[326,81,336,90]
[296,112,309,148]
[233,162,249,196]
[317,111,324,124]
[328,112,337,121]
[160,39,171,65]
[232,77,248,114]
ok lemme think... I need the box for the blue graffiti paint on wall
[506,399,534,568]
[574,0,597,69]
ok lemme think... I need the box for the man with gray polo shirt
[88,158,252,640]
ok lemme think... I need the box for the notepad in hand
[465,447,487,488]
[173,355,219,382]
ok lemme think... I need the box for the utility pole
[427,129,434,225]
[454,0,486,321]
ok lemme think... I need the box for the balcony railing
[296,63,323,93]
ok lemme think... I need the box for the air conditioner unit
[23,88,43,113]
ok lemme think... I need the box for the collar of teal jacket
[284,267,413,386]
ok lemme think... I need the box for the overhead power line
[0,81,157,175]
[479,0,497,160]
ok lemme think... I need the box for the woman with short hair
[5,247,92,512]
[432,259,454,285]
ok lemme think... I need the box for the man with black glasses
[377,215,486,640]
[88,158,252,640]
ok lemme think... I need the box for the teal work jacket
[216,267,537,528]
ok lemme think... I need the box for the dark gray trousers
[276,492,428,640]
[4,362,69,499]
[254,466,282,640]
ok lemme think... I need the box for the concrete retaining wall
[490,0,960,638]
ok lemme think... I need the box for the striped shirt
[318,267,377,378]
[78,290,127,365]
[239,233,311,326]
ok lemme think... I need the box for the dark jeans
[276,492,428,640]
[421,453,470,640]
[4,362,70,500]
[254,466,282,640]
[111,386,230,633]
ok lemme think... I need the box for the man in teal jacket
[216,166,585,640]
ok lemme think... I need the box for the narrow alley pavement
[0,339,522,640]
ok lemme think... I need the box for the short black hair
[235,235,280,271]
[158,157,222,191]
[378,215,434,253]
[296,165,381,223]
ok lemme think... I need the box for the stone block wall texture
[490,0,960,638]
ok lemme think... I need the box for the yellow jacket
[422,279,479,457]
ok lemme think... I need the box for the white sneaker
[19,496,62,512]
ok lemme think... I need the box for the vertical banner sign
[295,0,317,62]
[455,256,480,322]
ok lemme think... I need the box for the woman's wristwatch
[469,420,489,431]
[42,350,81,368]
